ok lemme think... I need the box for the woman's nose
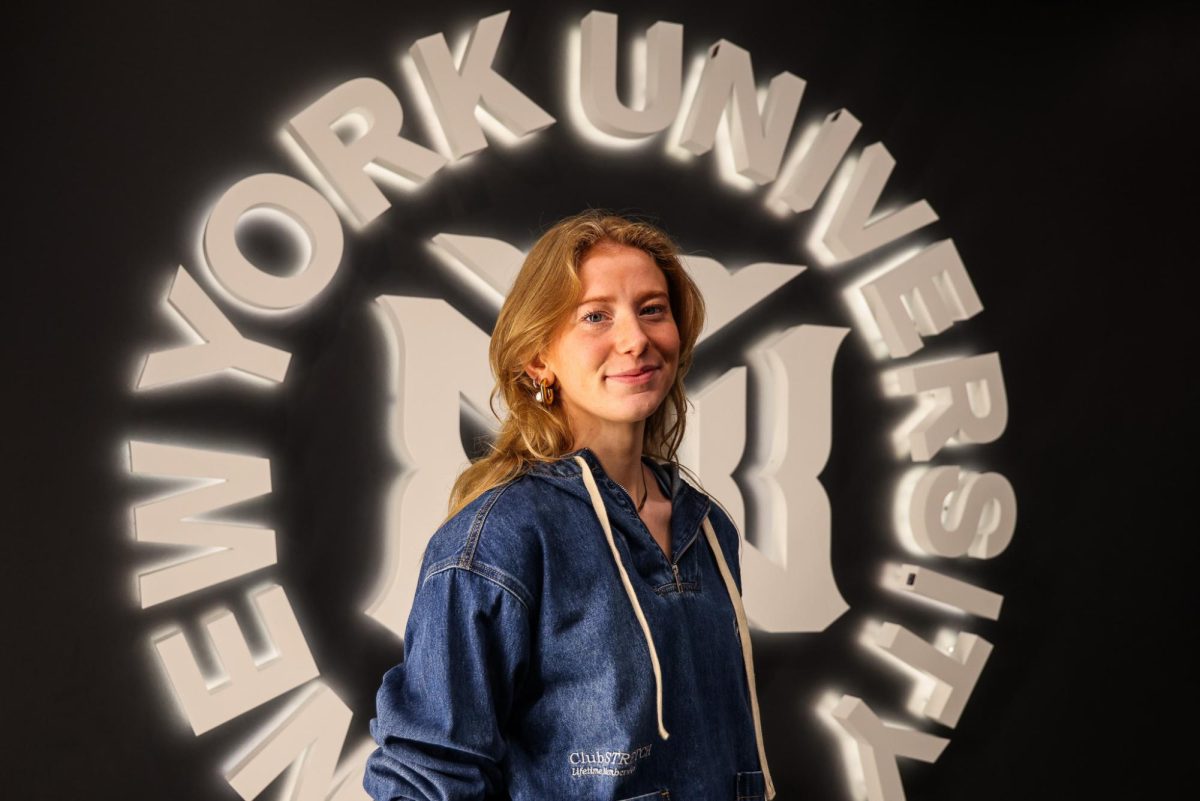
[614,309,651,352]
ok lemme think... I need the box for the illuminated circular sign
[128,10,1017,801]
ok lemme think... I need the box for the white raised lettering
[857,239,983,358]
[285,77,446,228]
[886,352,1008,461]
[409,11,555,159]
[153,584,318,735]
[137,267,291,389]
[678,39,805,184]
[812,143,938,264]
[203,174,344,310]
[579,11,683,138]
[129,441,276,607]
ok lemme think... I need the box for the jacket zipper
[599,470,708,573]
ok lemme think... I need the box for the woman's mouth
[606,366,658,384]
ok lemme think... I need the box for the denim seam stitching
[424,563,532,614]
[653,580,699,595]
[466,560,533,610]
[675,528,701,559]
[425,554,462,575]
[461,481,514,567]
[539,473,580,483]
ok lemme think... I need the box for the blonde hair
[442,210,707,524]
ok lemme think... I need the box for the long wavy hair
[443,210,707,523]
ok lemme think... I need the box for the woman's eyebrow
[577,291,669,306]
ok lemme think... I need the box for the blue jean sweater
[363,446,775,800]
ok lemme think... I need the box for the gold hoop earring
[535,377,554,405]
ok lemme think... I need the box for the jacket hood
[527,446,711,537]
[525,446,777,800]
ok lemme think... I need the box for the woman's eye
[582,305,666,324]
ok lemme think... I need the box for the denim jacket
[363,446,776,801]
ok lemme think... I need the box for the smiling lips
[607,365,659,383]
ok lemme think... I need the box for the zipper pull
[671,562,683,592]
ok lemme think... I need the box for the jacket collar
[528,446,712,541]
[527,445,607,478]
[528,445,664,479]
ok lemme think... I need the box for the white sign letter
[832,695,949,801]
[137,267,292,389]
[579,11,683,138]
[814,143,938,264]
[225,682,372,801]
[860,239,984,358]
[154,584,318,735]
[887,352,1008,461]
[730,324,851,632]
[679,39,805,183]
[365,296,497,638]
[129,441,276,608]
[870,623,993,728]
[410,11,555,159]
[882,563,1004,620]
[203,173,344,311]
[285,77,447,228]
[906,466,1016,559]
[768,108,862,214]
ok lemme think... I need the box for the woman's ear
[525,352,553,385]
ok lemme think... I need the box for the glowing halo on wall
[124,8,1016,801]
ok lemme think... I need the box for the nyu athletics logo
[125,9,1016,801]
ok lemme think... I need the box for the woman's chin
[610,396,667,421]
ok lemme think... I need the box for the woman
[363,211,776,801]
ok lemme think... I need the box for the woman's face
[537,242,680,443]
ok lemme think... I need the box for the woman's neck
[572,425,649,504]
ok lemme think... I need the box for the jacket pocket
[736,769,765,800]
[616,791,670,801]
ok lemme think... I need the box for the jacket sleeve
[363,561,531,801]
